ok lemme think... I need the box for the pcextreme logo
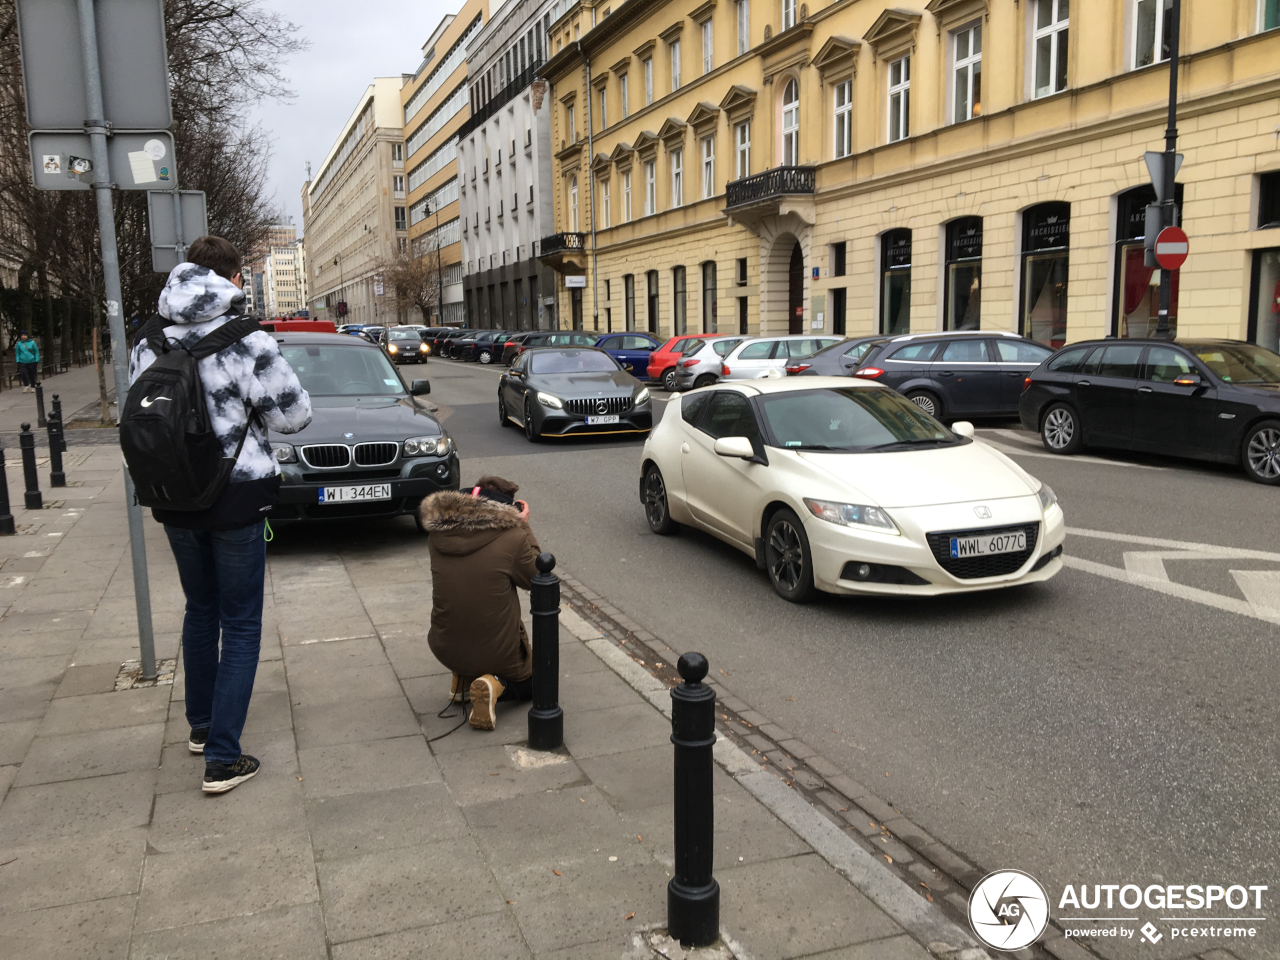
[968,870,1051,952]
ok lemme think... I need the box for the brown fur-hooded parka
[418,490,541,682]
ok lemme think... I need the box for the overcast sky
[247,0,460,233]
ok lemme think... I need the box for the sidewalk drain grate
[114,658,176,691]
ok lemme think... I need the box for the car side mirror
[1173,373,1202,387]
[411,380,431,396]
[951,421,975,438]
[714,436,755,459]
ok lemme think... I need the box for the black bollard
[51,395,66,453]
[46,404,65,488]
[668,652,719,947]
[35,382,46,428]
[527,552,564,750]
[0,443,14,534]
[19,424,41,510]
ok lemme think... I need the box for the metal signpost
[16,0,174,679]
[147,190,208,273]
[1154,226,1190,272]
[1152,0,1183,339]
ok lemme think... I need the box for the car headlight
[636,387,650,405]
[404,436,453,457]
[1037,482,1058,514]
[802,498,899,535]
[271,442,297,464]
[419,343,430,353]
[388,344,398,353]
[536,392,564,409]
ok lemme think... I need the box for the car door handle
[681,442,690,454]
[938,370,954,377]
[1077,380,1091,387]
[1137,386,1153,393]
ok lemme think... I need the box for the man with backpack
[125,236,311,795]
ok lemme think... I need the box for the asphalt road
[422,357,1280,959]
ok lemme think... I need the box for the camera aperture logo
[969,870,1051,951]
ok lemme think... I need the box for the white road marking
[1230,570,1280,617]
[1067,527,1280,562]
[980,437,1159,469]
[991,428,1042,447]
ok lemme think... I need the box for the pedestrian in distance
[15,331,39,392]
[418,477,539,731]
[125,236,312,795]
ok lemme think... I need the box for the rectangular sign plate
[950,532,1027,559]
[319,484,392,504]
[30,131,176,191]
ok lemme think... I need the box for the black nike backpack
[120,314,262,511]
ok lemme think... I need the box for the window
[624,274,636,330]
[701,136,715,198]
[833,79,852,158]
[1114,185,1180,338]
[702,261,718,332]
[605,279,611,299]
[394,206,407,231]
[621,74,630,118]
[945,217,983,330]
[645,160,657,215]
[570,176,579,231]
[1022,202,1070,347]
[602,179,611,227]
[647,271,660,333]
[702,391,760,441]
[782,0,796,30]
[831,288,846,334]
[393,175,405,198]
[671,150,683,207]
[737,0,750,54]
[1266,0,1280,30]
[1259,171,1280,228]
[888,56,910,142]
[953,24,981,122]
[1248,249,1280,351]
[1134,0,1174,68]
[1143,345,1194,382]
[623,170,633,221]
[737,257,748,284]
[567,105,576,142]
[940,339,987,363]
[702,19,714,74]
[671,41,682,91]
[735,121,751,177]
[1033,0,1069,98]
[881,228,911,336]
[673,266,687,335]
[682,390,712,424]
[781,79,799,165]
[599,85,608,129]
[391,143,404,162]
[831,241,846,276]
[644,58,654,104]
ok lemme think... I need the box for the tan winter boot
[468,675,505,730]
[449,673,473,703]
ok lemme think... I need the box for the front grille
[301,469,400,483]
[925,523,1039,580]
[354,442,398,466]
[565,396,633,416]
[301,444,350,469]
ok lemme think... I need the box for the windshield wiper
[864,438,956,451]
[782,443,846,451]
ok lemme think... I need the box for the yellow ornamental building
[539,0,1280,352]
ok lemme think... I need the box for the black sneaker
[188,728,210,754]
[202,755,260,794]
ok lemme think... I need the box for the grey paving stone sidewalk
[0,447,935,959]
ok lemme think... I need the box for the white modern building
[458,0,561,330]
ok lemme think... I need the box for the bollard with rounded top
[46,401,65,488]
[0,442,14,534]
[19,424,41,510]
[35,382,46,428]
[51,395,67,453]
[527,552,564,750]
[668,651,720,947]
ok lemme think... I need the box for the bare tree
[379,253,440,323]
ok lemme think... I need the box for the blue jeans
[164,522,267,764]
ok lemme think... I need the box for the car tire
[642,465,679,535]
[479,349,493,364]
[498,393,512,428]
[905,390,943,420]
[764,508,817,603]
[662,368,678,391]
[1241,419,1280,485]
[693,374,717,389]
[524,398,542,443]
[1041,403,1084,455]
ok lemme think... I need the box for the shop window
[624,274,636,331]
[673,266,688,335]
[702,261,718,332]
[1021,202,1070,348]
[1259,171,1280,228]
[880,228,911,335]
[944,217,983,330]
[1249,249,1280,352]
[831,288,847,335]
[1113,184,1182,337]
[647,270,660,334]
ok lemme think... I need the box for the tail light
[721,364,730,377]
[854,367,885,378]
[679,358,701,368]
[1023,376,1032,392]
[785,364,810,375]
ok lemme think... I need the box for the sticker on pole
[1154,226,1189,271]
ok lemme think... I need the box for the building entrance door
[788,242,803,334]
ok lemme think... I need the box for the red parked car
[647,333,719,391]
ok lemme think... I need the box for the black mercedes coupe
[497,347,652,442]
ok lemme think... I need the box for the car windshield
[758,387,957,451]
[529,350,619,374]
[279,344,405,396]
[1190,343,1280,383]
[388,330,418,340]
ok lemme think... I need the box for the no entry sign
[1154,226,1189,271]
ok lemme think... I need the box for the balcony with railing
[536,232,587,274]
[725,166,816,210]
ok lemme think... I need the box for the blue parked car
[595,332,662,380]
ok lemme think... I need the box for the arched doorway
[788,242,804,334]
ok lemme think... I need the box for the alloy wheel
[768,520,805,590]
[643,471,668,528]
[479,350,492,364]
[663,369,677,391]
[1044,407,1075,450]
[1246,426,1280,480]
[908,393,937,417]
